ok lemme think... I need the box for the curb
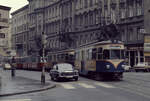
[0,84,56,97]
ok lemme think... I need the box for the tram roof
[48,48,75,54]
[79,40,124,48]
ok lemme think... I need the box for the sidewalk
[0,69,56,97]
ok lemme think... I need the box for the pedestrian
[11,56,16,77]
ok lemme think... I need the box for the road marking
[78,83,96,88]
[61,83,75,89]
[94,82,115,88]
[1,99,32,101]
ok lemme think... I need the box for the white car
[3,63,11,70]
[49,63,79,81]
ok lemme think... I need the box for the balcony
[0,18,9,28]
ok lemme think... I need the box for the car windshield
[55,63,73,71]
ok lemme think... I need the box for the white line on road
[61,83,76,89]
[1,99,32,101]
[78,83,96,88]
[94,82,116,88]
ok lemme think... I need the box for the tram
[74,40,125,79]
[47,49,75,68]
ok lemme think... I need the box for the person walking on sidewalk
[11,56,16,77]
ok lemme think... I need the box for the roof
[11,4,28,15]
[0,5,11,11]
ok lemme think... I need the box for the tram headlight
[122,65,125,69]
[106,65,110,69]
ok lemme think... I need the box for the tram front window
[111,50,120,59]
[110,50,125,59]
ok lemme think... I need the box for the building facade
[12,0,150,67]
[0,5,11,57]
[11,5,29,56]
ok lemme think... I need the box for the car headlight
[106,65,110,69]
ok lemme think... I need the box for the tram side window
[69,54,75,61]
[92,48,97,60]
[54,55,56,61]
[86,50,89,60]
[75,52,78,60]
[81,50,85,61]
[65,54,68,60]
[75,52,79,60]
[61,54,64,60]
[48,55,52,61]
[103,50,110,59]
[97,48,103,59]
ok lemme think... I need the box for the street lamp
[41,32,47,84]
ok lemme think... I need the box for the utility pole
[41,32,47,84]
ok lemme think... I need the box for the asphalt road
[1,70,150,101]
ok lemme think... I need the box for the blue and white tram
[75,40,125,79]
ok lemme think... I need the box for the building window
[128,3,134,17]
[90,0,93,6]
[120,3,126,19]
[137,27,143,40]
[136,0,143,16]
[84,0,88,8]
[120,9,126,19]
[0,33,5,38]
[129,28,133,41]
[121,30,125,41]
[95,10,99,24]
[110,8,116,23]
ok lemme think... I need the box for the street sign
[140,28,147,34]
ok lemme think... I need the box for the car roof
[54,63,72,67]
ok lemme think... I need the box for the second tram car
[75,40,125,79]
[47,49,75,68]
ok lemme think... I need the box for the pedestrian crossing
[61,83,76,89]
[94,82,116,88]
[78,83,96,88]
[59,82,115,90]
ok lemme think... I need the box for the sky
[0,0,28,14]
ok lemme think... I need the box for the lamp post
[41,32,47,84]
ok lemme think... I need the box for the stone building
[12,0,150,67]
[11,5,29,56]
[0,5,11,57]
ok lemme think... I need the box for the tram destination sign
[110,46,121,49]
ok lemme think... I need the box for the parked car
[134,62,150,72]
[49,63,79,81]
[3,63,11,70]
